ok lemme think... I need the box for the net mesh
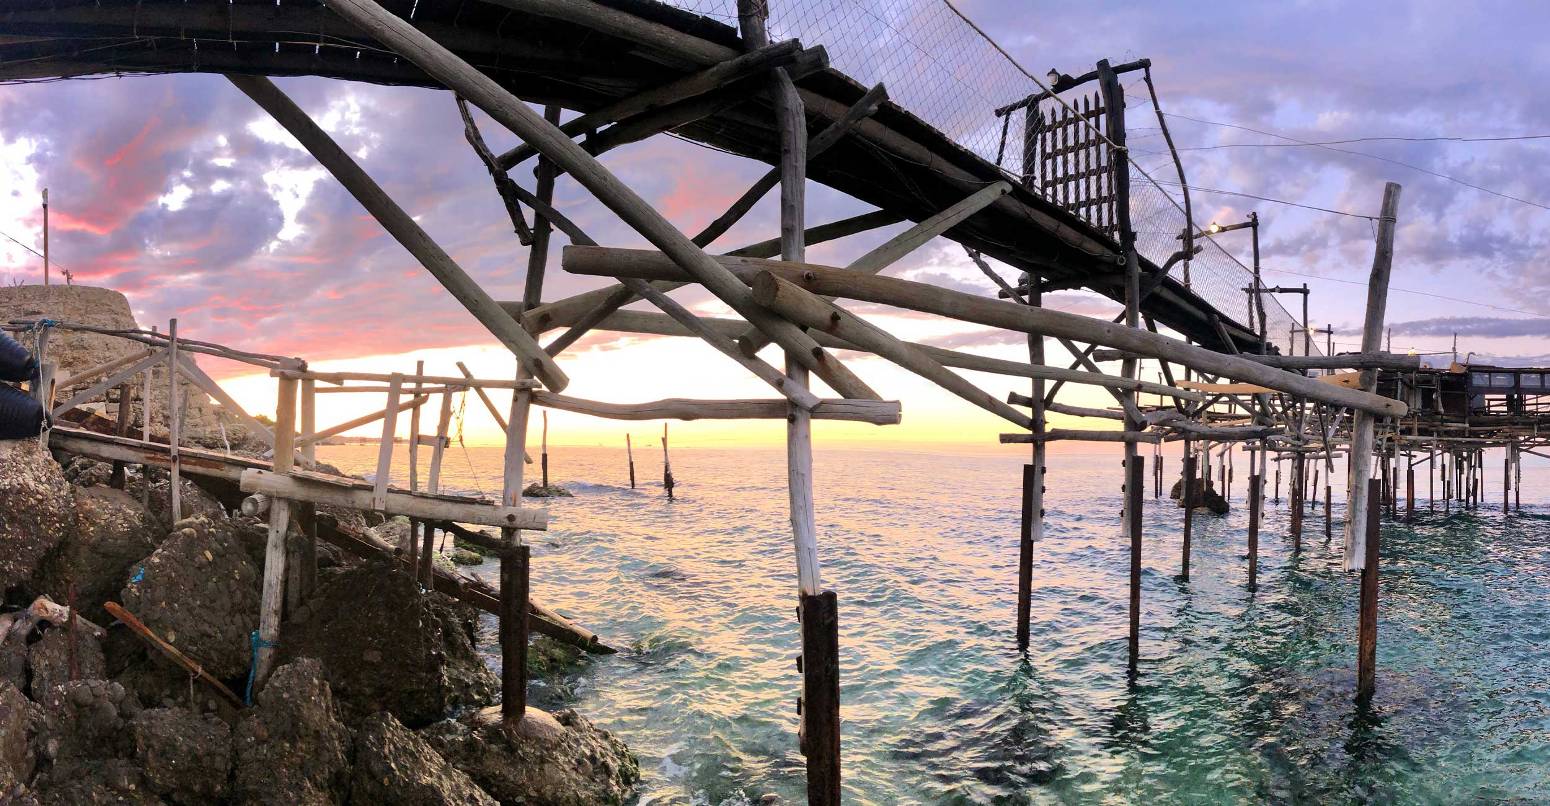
[659,0,1318,355]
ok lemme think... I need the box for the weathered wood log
[1000,429,1162,444]
[227,75,568,392]
[1346,183,1402,571]
[752,272,1029,429]
[255,376,297,684]
[295,394,431,448]
[530,391,900,424]
[238,469,549,531]
[55,347,156,393]
[51,348,167,418]
[564,246,1407,417]
[30,595,105,638]
[103,602,243,709]
[325,0,875,401]
[275,369,539,390]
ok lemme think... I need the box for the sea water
[318,444,1550,804]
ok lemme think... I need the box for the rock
[119,516,261,680]
[232,658,351,806]
[0,440,74,592]
[30,759,162,806]
[131,707,231,804]
[59,456,114,489]
[35,486,160,622]
[0,682,36,793]
[423,707,639,806]
[522,483,573,498]
[1171,476,1229,514]
[0,631,28,692]
[32,679,140,767]
[451,548,484,566]
[28,626,107,699]
[350,711,496,806]
[124,473,227,525]
[279,559,496,728]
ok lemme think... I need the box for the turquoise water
[320,444,1550,804]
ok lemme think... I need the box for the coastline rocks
[119,517,261,680]
[0,682,36,793]
[131,707,231,804]
[350,711,497,806]
[523,483,573,498]
[423,707,639,806]
[0,440,74,592]
[35,486,160,622]
[232,659,351,806]
[28,627,107,700]
[29,680,153,804]
[279,560,496,728]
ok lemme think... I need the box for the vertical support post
[500,373,533,723]
[1345,182,1402,571]
[290,377,319,612]
[1126,456,1144,673]
[1290,453,1304,549]
[1356,477,1381,702]
[41,188,49,286]
[110,383,133,488]
[141,327,155,511]
[1247,473,1261,589]
[1018,282,1045,651]
[300,379,317,466]
[541,410,550,488]
[407,362,424,578]
[1503,444,1511,515]
[1017,463,1036,650]
[372,376,403,513]
[1273,456,1281,504]
[255,376,298,684]
[1407,455,1416,520]
[1514,440,1521,513]
[1429,442,1436,512]
[799,590,840,804]
[423,388,454,585]
[1181,445,1195,580]
[662,423,675,500]
[1324,479,1333,542]
[626,433,636,489]
[166,319,181,521]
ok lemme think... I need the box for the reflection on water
[321,444,1550,804]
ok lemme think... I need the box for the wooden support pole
[1357,477,1381,702]
[167,319,181,521]
[1017,463,1035,650]
[110,383,132,489]
[1247,474,1261,589]
[541,410,549,489]
[255,376,297,685]
[299,379,316,465]
[1127,455,1144,674]
[1345,183,1402,571]
[1407,457,1416,521]
[226,74,568,393]
[1180,449,1195,580]
[1290,453,1304,550]
[501,544,531,722]
[626,434,636,489]
[799,590,840,804]
[1503,444,1511,514]
[141,328,154,510]
[663,423,675,500]
[422,388,454,586]
[372,376,404,513]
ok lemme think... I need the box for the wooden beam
[239,469,548,531]
[255,376,297,685]
[493,40,815,170]
[295,394,430,448]
[563,246,1408,417]
[371,376,403,512]
[274,369,539,389]
[1000,429,1162,444]
[530,391,900,424]
[325,0,875,402]
[226,74,569,392]
[1346,183,1402,572]
[752,272,1031,429]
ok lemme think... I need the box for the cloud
[1390,316,1550,339]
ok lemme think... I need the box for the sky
[1,0,1547,447]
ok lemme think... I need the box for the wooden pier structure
[3,0,1528,799]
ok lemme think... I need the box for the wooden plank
[226,75,569,393]
[274,369,540,389]
[255,376,296,685]
[239,469,547,531]
[1000,429,1162,444]
[530,391,900,424]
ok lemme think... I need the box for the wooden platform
[0,0,1263,353]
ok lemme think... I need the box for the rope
[244,630,277,705]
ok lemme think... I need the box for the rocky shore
[0,438,639,804]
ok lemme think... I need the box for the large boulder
[231,658,351,806]
[1170,476,1230,514]
[35,486,160,622]
[0,682,37,793]
[119,517,260,680]
[350,711,496,805]
[0,440,74,592]
[131,707,231,804]
[279,559,497,728]
[28,626,107,700]
[423,708,639,806]
[28,679,162,804]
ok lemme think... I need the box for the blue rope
[244,630,277,706]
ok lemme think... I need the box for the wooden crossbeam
[530,391,900,424]
[240,469,548,531]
